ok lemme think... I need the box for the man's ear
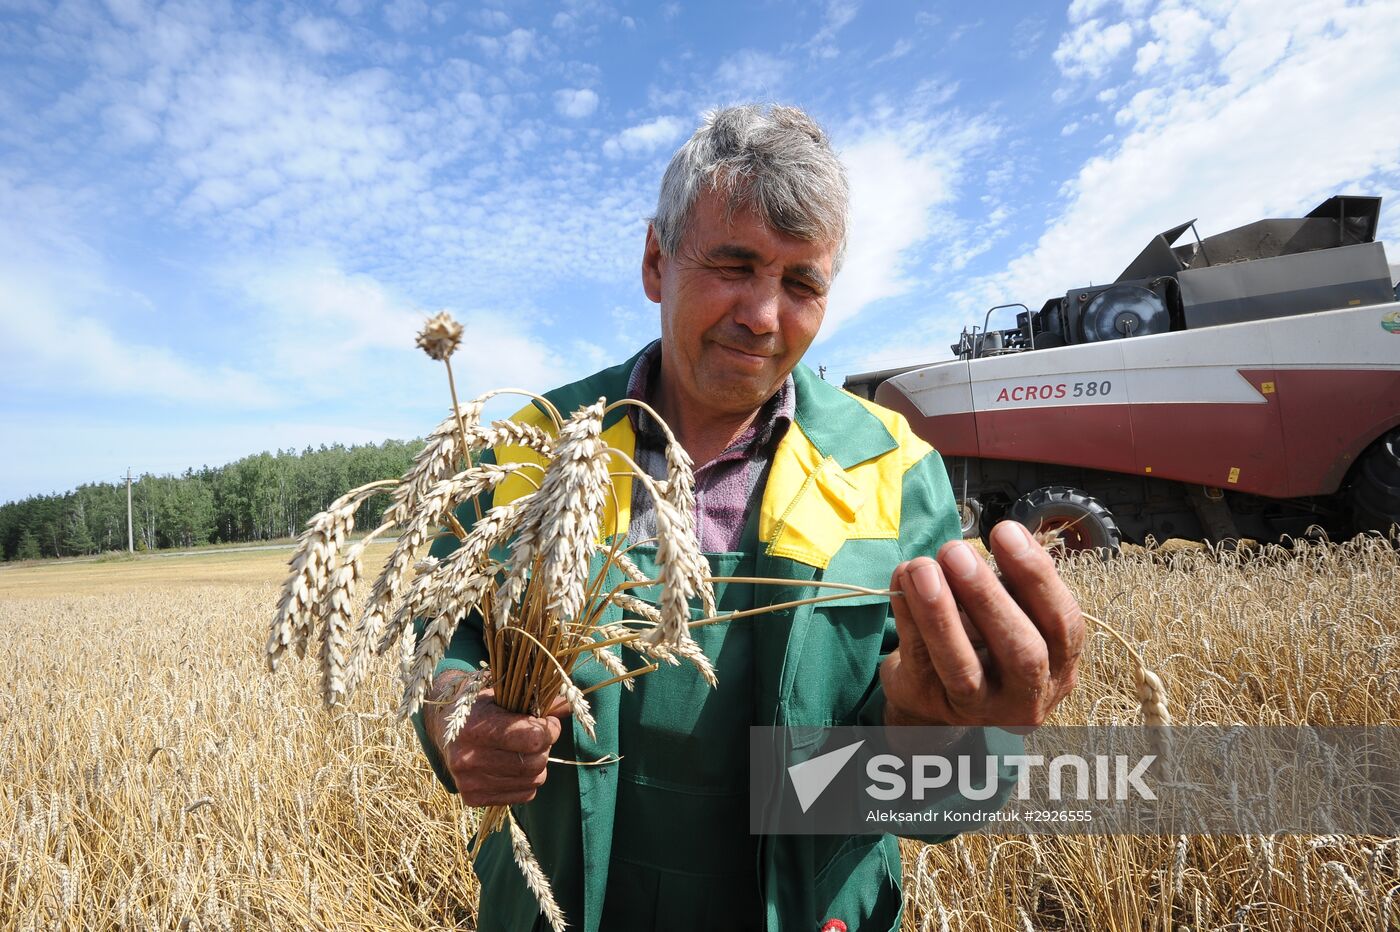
[641,223,664,304]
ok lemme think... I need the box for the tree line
[0,440,425,561]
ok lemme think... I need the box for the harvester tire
[1007,486,1122,556]
[958,498,982,539]
[1350,429,1400,540]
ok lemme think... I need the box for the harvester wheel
[1007,486,1122,556]
[958,498,982,539]
[1350,429,1400,540]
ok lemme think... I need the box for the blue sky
[3,0,1399,503]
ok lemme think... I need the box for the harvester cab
[846,195,1400,552]
[953,196,1387,361]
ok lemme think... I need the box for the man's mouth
[715,343,773,365]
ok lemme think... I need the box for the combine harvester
[845,196,1400,552]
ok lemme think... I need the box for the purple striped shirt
[625,340,795,552]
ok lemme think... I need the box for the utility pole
[124,467,134,553]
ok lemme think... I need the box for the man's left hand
[880,519,1084,730]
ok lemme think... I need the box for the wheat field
[1,537,1397,930]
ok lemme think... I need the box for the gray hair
[652,104,849,273]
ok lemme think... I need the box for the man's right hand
[424,678,565,806]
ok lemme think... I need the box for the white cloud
[1212,3,1298,85]
[471,9,512,30]
[429,308,569,398]
[1134,4,1215,74]
[554,88,599,119]
[238,261,422,366]
[235,259,567,402]
[0,301,276,408]
[110,44,433,233]
[809,0,859,58]
[289,15,352,55]
[0,0,700,502]
[102,101,160,146]
[382,0,429,33]
[873,38,914,64]
[1068,0,1151,22]
[1053,18,1135,79]
[603,116,686,158]
[821,115,999,340]
[0,181,276,409]
[569,339,614,373]
[0,170,579,497]
[714,50,789,97]
[960,0,1400,318]
[1010,16,1047,59]
[500,28,537,64]
[1068,0,1113,21]
[475,28,538,63]
[610,302,656,342]
[945,19,984,46]
[5,0,660,300]
[0,169,570,419]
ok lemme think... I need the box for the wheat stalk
[1076,612,1167,728]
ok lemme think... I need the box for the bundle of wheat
[264,312,905,928]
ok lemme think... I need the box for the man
[414,104,1083,931]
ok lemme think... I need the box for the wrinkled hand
[880,520,1084,730]
[425,683,567,806]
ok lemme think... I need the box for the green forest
[0,440,425,561]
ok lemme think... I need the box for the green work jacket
[413,350,1023,932]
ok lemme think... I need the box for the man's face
[642,187,836,420]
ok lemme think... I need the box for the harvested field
[1,536,1397,930]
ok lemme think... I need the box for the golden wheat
[0,583,476,930]
[902,534,1400,932]
[1,535,1396,929]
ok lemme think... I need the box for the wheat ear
[347,463,525,694]
[268,479,396,672]
[507,810,566,932]
[1082,611,1172,765]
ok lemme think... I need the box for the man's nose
[731,274,783,334]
